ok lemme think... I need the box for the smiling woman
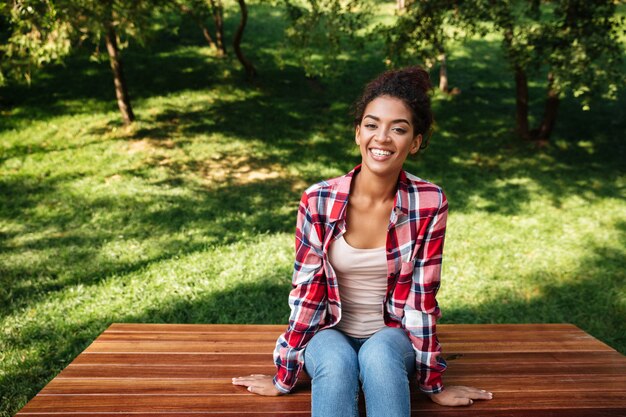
[232,66,493,416]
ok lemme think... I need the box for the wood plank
[40,378,309,395]
[106,323,289,333]
[56,362,626,379]
[17,392,626,413]
[105,323,583,333]
[84,339,614,354]
[17,414,316,417]
[73,352,274,365]
[14,411,626,417]
[95,330,600,344]
[441,351,626,364]
[70,351,625,366]
[40,375,626,395]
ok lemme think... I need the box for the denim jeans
[303,326,416,417]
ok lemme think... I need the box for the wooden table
[16,323,626,416]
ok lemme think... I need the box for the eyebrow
[363,114,411,125]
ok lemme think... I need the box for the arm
[273,190,327,393]
[405,191,493,406]
[403,191,448,395]
[233,190,327,395]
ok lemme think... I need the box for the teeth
[371,149,392,156]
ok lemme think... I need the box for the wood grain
[15,323,626,417]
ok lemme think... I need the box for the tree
[171,0,256,77]
[384,0,462,94]
[174,0,226,57]
[2,0,165,125]
[61,0,165,124]
[385,0,624,142]
[464,0,624,141]
[280,0,370,79]
[0,1,72,86]
[233,0,256,78]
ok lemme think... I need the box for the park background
[1,1,624,416]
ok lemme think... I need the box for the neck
[352,166,399,203]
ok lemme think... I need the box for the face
[355,95,422,178]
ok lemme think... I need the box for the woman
[233,67,493,416]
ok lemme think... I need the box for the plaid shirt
[273,164,448,394]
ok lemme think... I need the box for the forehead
[363,96,412,122]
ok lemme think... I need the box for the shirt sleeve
[273,191,327,393]
[404,190,448,394]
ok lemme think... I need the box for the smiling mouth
[370,148,393,157]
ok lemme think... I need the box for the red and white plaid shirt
[273,164,448,394]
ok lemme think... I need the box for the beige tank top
[328,235,388,338]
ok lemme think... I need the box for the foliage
[477,0,625,107]
[0,2,625,416]
[382,0,625,139]
[0,0,168,85]
[279,0,371,77]
[0,1,71,84]
[539,0,624,106]
[383,0,459,68]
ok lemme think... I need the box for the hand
[232,374,284,396]
[427,385,493,407]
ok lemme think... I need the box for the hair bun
[352,66,434,149]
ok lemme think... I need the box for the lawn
[1,3,625,416]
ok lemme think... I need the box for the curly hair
[352,66,434,149]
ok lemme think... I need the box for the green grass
[1,3,625,416]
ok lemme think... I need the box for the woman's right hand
[232,374,284,396]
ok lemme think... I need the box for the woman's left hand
[232,374,283,396]
[427,385,493,406]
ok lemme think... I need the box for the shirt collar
[328,164,410,223]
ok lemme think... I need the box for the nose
[375,127,390,142]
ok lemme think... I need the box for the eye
[393,127,407,134]
[365,123,377,129]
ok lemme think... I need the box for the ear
[410,134,422,154]
[355,125,361,146]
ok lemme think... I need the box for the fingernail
[469,400,473,405]
[481,389,486,392]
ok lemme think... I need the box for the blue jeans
[303,326,416,417]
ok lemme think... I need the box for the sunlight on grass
[1,2,625,416]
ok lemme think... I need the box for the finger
[469,389,493,400]
[232,377,256,386]
[475,390,494,400]
[232,380,250,387]
[454,386,493,400]
[232,375,263,384]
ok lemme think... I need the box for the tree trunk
[178,3,218,51]
[199,24,217,52]
[514,66,530,140]
[233,0,257,78]
[535,72,560,141]
[209,0,226,57]
[397,0,405,11]
[438,52,449,93]
[104,24,134,125]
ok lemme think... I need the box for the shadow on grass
[442,220,626,352]
[0,4,295,133]
[3,220,624,417]
[0,276,291,417]
[0,170,301,320]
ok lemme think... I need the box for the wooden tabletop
[16,323,626,416]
